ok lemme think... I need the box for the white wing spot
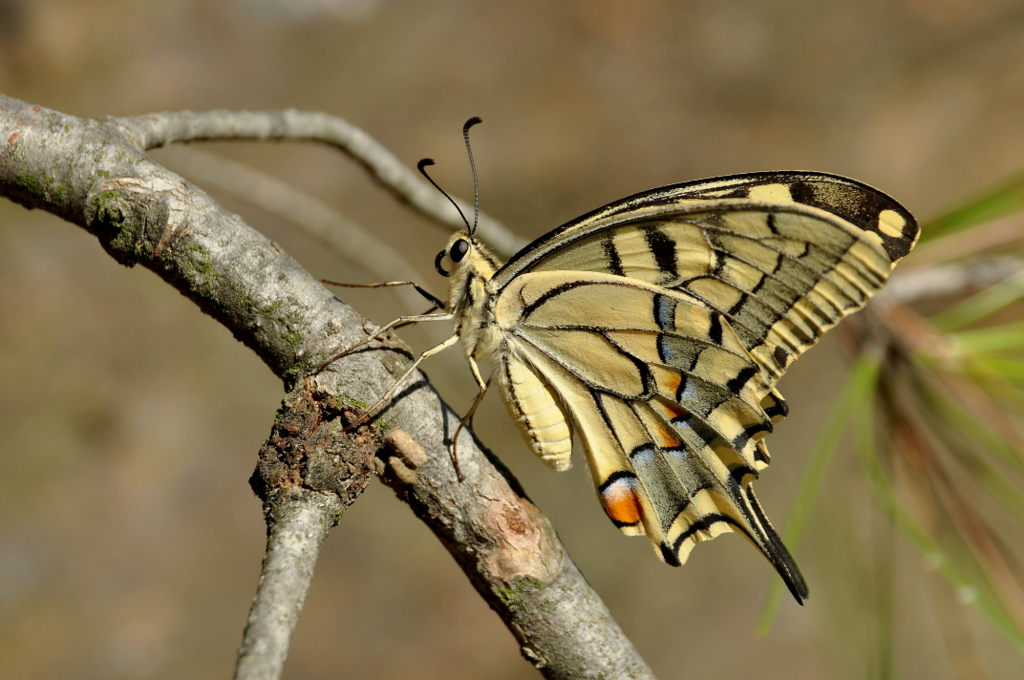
[680,379,698,401]
[878,209,906,238]
[673,418,694,433]
[666,447,689,462]
[631,446,657,466]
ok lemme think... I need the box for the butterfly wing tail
[621,460,810,604]
[559,387,809,602]
[742,483,809,603]
[625,400,809,603]
[625,429,808,603]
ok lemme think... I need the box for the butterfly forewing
[476,172,917,603]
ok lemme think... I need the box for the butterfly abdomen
[498,346,573,471]
[443,236,577,469]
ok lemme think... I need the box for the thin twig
[236,384,375,680]
[114,109,528,258]
[234,489,342,680]
[882,256,1024,305]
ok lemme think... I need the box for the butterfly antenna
[462,117,482,236]
[417,158,471,232]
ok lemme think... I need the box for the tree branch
[235,488,343,680]
[114,109,529,258]
[0,95,654,680]
[155,145,431,315]
[237,385,376,680]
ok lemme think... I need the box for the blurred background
[3,1,1024,678]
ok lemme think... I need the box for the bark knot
[250,383,376,518]
[85,178,175,266]
[483,494,563,585]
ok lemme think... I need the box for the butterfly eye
[434,249,450,277]
[451,239,470,263]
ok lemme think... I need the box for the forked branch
[0,95,653,680]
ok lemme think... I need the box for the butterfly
[329,118,919,604]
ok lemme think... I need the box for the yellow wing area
[493,271,808,601]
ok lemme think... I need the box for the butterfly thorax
[441,233,506,365]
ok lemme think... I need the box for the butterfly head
[435,232,500,279]
[422,118,504,315]
[433,233,469,277]
[434,231,502,320]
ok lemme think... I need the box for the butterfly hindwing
[496,272,775,465]
[491,270,811,599]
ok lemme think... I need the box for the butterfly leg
[345,333,461,430]
[394,307,446,330]
[321,279,447,312]
[313,312,455,375]
[449,355,490,482]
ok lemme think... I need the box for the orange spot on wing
[662,373,681,395]
[601,479,643,526]
[655,425,682,448]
